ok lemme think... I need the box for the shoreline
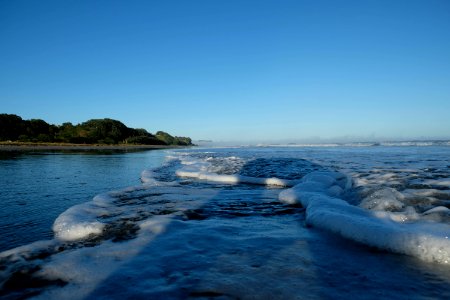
[0,143,183,152]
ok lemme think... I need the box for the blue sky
[1,0,450,143]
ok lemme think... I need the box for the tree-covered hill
[0,114,193,146]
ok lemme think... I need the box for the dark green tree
[56,122,76,143]
[0,114,25,140]
[155,131,175,145]
[25,119,52,142]
[0,114,193,146]
[80,119,130,144]
[125,136,167,145]
[173,136,192,146]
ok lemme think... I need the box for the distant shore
[0,142,183,152]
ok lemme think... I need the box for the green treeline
[0,114,193,146]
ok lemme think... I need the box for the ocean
[1,144,450,299]
[0,150,167,251]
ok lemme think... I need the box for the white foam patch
[140,169,159,186]
[421,179,450,188]
[52,197,108,241]
[279,171,450,264]
[176,170,297,187]
[421,206,450,222]
[403,188,450,198]
[0,239,58,261]
[175,154,297,187]
[423,206,450,215]
[359,188,405,211]
[140,155,180,186]
[36,216,174,300]
[52,176,194,243]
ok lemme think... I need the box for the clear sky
[1,0,450,143]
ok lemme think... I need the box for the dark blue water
[0,150,167,252]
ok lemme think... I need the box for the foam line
[279,171,450,264]
[176,170,297,187]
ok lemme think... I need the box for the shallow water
[1,146,450,299]
[0,150,167,252]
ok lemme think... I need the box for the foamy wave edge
[54,152,450,263]
[176,170,297,187]
[52,167,167,242]
[174,153,298,187]
[279,171,450,264]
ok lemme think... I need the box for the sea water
[0,150,167,251]
[1,145,450,299]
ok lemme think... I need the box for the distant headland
[0,114,193,148]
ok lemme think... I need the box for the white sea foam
[36,216,174,300]
[424,206,450,215]
[52,157,185,243]
[173,151,450,264]
[421,179,450,188]
[53,183,166,242]
[52,194,113,241]
[359,187,405,211]
[176,169,296,187]
[279,171,450,264]
[3,146,450,299]
[141,169,158,185]
[175,154,297,186]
